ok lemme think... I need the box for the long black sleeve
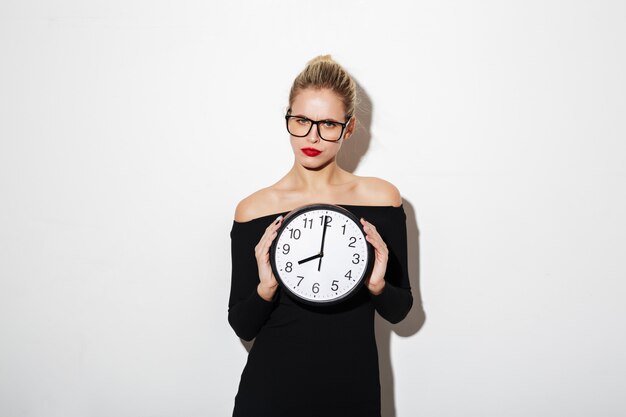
[366,206,413,323]
[227,219,278,341]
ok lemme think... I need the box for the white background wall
[1,1,625,416]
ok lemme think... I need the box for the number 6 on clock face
[270,204,374,305]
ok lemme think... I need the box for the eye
[295,117,310,125]
[322,121,340,129]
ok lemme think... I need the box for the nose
[307,122,321,143]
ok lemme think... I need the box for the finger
[361,219,383,244]
[259,215,283,244]
[360,218,378,238]
[361,220,388,257]
[360,217,375,228]
[267,215,283,242]
[366,235,388,256]
[259,215,284,254]
[262,215,283,239]
[271,214,283,228]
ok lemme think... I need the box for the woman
[228,55,413,417]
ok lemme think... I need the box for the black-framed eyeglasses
[285,112,352,142]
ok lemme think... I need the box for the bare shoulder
[234,187,280,222]
[356,176,403,207]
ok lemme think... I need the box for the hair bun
[289,54,357,118]
[307,54,334,65]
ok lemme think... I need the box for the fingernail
[275,215,283,223]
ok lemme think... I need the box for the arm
[227,217,282,341]
[364,208,413,324]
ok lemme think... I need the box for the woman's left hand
[360,218,388,295]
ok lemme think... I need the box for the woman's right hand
[254,215,283,301]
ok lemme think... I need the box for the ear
[343,116,357,141]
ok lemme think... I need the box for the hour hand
[298,253,322,265]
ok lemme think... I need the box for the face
[288,88,355,170]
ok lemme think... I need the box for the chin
[299,157,335,171]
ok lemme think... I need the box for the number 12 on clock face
[270,204,373,306]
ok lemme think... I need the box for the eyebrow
[289,113,343,123]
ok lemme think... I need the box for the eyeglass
[285,112,352,142]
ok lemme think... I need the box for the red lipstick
[301,148,321,157]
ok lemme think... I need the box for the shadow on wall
[376,198,426,417]
[239,80,427,417]
[337,81,372,172]
[338,82,426,417]
[341,81,427,417]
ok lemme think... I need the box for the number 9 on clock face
[270,204,374,305]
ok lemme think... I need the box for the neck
[288,159,345,191]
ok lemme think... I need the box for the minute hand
[317,216,329,272]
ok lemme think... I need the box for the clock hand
[318,215,330,272]
[298,253,322,265]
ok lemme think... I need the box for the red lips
[301,148,321,157]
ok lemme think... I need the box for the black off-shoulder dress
[228,205,413,417]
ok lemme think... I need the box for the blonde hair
[288,55,357,118]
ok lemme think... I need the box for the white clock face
[271,205,372,304]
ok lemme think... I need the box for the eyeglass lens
[287,117,344,141]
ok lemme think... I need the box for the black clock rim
[269,203,374,307]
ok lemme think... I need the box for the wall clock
[270,204,374,305]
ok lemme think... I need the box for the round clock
[270,204,374,305]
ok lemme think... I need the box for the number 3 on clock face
[270,204,374,305]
